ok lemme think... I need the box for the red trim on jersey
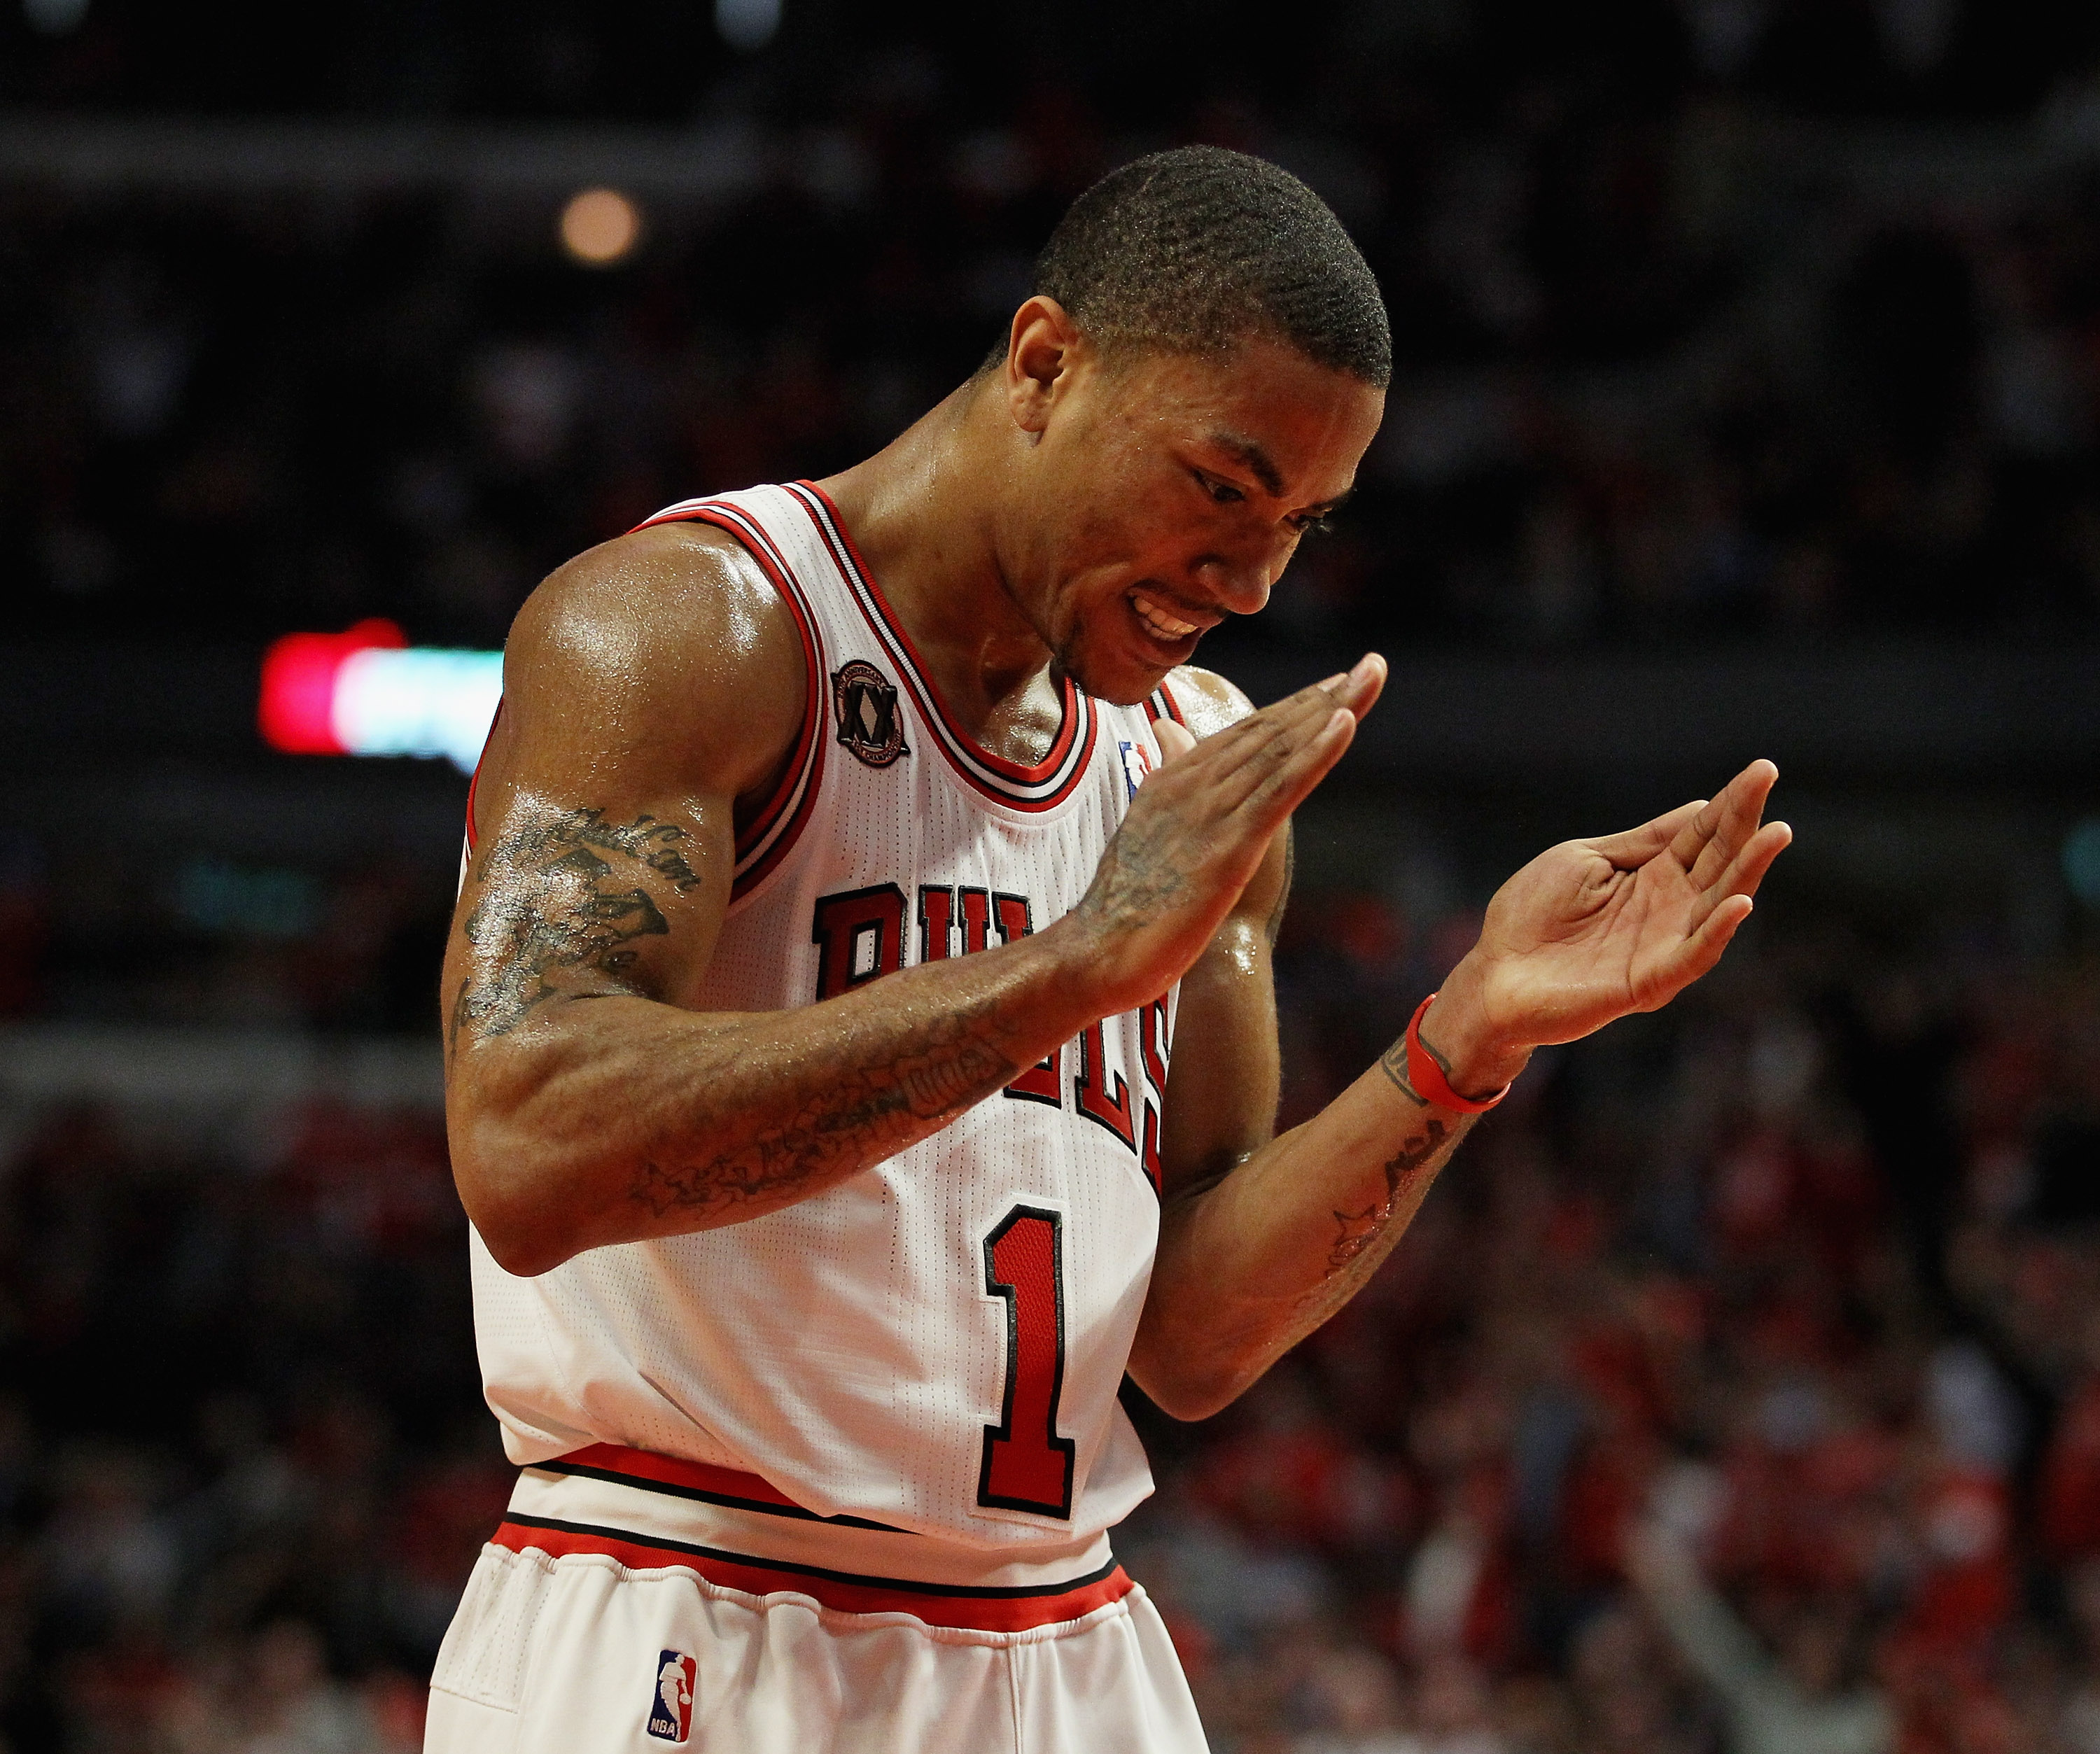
[463,700,503,856]
[785,480,1098,814]
[554,1444,813,1511]
[538,1443,897,1529]
[491,1515,1134,1634]
[1150,682,1187,727]
[627,498,828,901]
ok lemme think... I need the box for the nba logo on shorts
[647,1650,696,1742]
[1119,740,1153,799]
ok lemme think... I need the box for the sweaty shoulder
[1164,664,1255,737]
[493,520,809,811]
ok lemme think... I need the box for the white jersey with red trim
[467,480,1190,1552]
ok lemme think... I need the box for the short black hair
[1001,145,1390,388]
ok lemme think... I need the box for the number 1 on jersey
[977,1205,1076,1520]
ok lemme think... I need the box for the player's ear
[1005,296,1080,435]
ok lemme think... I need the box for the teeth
[1131,592,1199,640]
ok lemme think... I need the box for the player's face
[1007,336,1384,705]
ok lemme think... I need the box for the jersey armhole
[463,699,503,855]
[645,502,829,906]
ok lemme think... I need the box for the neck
[814,381,1059,752]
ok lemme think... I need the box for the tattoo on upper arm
[1264,827,1295,946]
[449,807,704,1049]
[1324,1116,1450,1274]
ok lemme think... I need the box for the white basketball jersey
[466,480,1190,1552]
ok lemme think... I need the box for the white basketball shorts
[424,1445,1208,1753]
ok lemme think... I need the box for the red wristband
[1404,992,1511,1114]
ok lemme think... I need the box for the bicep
[442,530,804,1049]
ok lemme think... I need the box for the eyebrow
[1205,429,1353,513]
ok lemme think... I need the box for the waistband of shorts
[493,1443,1130,1635]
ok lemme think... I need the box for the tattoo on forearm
[629,1007,1018,1223]
[450,806,705,1048]
[1324,1117,1450,1274]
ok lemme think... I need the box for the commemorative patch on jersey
[647,1650,696,1742]
[832,660,909,768]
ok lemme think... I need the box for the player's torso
[470,481,1186,1550]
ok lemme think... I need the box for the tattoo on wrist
[449,806,705,1050]
[1378,1040,1427,1107]
[1324,1117,1450,1274]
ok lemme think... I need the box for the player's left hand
[1430,760,1791,1087]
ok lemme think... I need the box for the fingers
[1144,654,1377,860]
[1590,800,1707,869]
[1695,818,1792,914]
[1242,707,1356,829]
[1196,654,1381,793]
[1154,719,1197,764]
[1674,759,1779,885]
[1645,893,1755,1005]
[1331,651,1386,720]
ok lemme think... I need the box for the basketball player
[428,147,1788,1751]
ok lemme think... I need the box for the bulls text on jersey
[809,884,1172,1195]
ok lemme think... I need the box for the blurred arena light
[22,0,90,31]
[559,187,643,266]
[715,0,782,52]
[260,622,503,775]
[2064,819,2100,907]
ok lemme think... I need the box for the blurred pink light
[258,619,407,755]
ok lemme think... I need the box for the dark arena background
[4,1,2100,1748]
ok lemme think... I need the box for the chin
[1056,641,1166,708]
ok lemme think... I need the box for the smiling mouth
[1130,589,1204,645]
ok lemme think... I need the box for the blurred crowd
[0,1097,494,1752]
[0,887,2098,1751]
[0,848,449,1034]
[8,3,2100,657]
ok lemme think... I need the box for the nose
[1191,543,1290,617]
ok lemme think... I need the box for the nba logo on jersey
[1119,740,1153,799]
[647,1650,696,1742]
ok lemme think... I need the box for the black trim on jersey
[991,891,1031,946]
[976,1205,1077,1520]
[1140,996,1171,1099]
[956,885,994,955]
[527,1459,902,1532]
[1073,1020,1138,1156]
[810,882,908,1002]
[501,1513,1117,1601]
[984,892,1063,1109]
[917,884,956,963]
[1002,1062,1063,1109]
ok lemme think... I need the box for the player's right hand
[1062,654,1386,1015]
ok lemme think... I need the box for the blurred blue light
[2064,819,2100,907]
[715,0,780,52]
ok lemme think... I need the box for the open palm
[1466,760,1791,1049]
